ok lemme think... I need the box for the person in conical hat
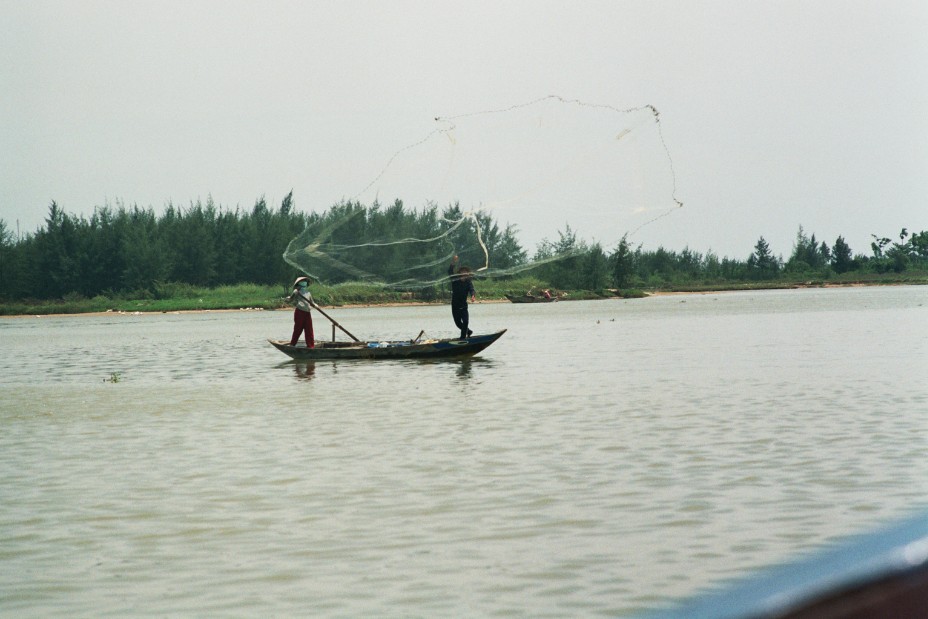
[287,276,315,347]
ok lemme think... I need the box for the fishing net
[283,95,682,289]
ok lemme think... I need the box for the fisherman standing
[448,255,476,338]
[288,276,315,348]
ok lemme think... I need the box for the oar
[309,301,360,342]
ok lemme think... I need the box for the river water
[1,286,926,617]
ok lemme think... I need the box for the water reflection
[413,356,496,380]
[456,359,472,378]
[279,356,495,383]
[276,360,319,381]
[293,362,316,381]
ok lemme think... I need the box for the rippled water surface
[2,286,926,616]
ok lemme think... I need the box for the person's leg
[305,313,315,348]
[452,306,465,332]
[459,306,470,338]
[290,308,302,346]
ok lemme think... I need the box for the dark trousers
[290,308,315,347]
[452,305,471,338]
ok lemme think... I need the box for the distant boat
[268,330,506,360]
[505,293,557,303]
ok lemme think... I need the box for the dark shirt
[448,263,475,307]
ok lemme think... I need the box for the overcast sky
[2,0,926,259]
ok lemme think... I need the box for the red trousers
[290,308,314,347]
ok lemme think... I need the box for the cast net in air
[283,95,682,289]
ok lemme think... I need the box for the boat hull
[268,330,506,360]
[505,294,556,303]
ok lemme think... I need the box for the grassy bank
[1,273,924,316]
[648,271,928,293]
[0,283,289,316]
[0,277,601,316]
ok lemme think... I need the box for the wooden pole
[310,302,360,342]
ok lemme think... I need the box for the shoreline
[2,282,920,319]
[0,299,505,319]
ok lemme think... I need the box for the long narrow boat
[505,293,557,303]
[268,329,506,360]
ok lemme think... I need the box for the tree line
[523,224,927,291]
[0,195,526,301]
[1,194,308,300]
[592,226,928,291]
[1,195,926,301]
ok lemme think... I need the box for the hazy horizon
[2,1,925,260]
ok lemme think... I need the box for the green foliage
[785,226,829,274]
[153,281,203,300]
[310,282,406,305]
[610,235,634,288]
[865,228,928,274]
[532,225,588,288]
[580,243,610,291]
[831,236,854,274]
[747,236,781,280]
[2,196,310,301]
[281,200,528,287]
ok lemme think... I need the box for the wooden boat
[268,329,506,360]
[505,293,557,303]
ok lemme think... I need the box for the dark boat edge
[639,509,928,619]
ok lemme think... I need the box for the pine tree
[831,236,853,274]
[747,236,779,280]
